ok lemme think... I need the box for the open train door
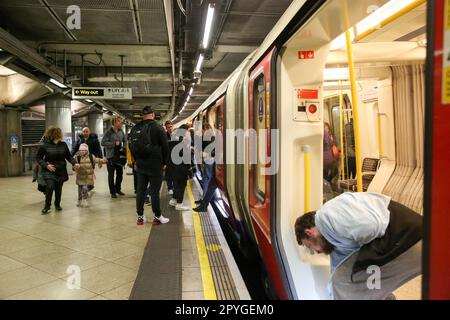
[423,0,450,300]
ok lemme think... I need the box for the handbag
[331,144,340,159]
[113,147,127,166]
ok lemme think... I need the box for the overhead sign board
[72,87,132,100]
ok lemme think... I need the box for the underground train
[175,0,449,299]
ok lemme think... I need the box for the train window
[253,75,267,202]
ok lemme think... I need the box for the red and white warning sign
[293,87,321,122]
[297,89,319,100]
[298,50,315,59]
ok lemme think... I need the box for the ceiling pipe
[161,0,177,124]
[0,27,64,83]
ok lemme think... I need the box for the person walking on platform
[101,117,127,198]
[73,143,107,208]
[294,192,422,300]
[129,106,170,226]
[193,123,217,212]
[168,124,192,211]
[71,126,103,193]
[37,126,80,214]
[164,120,175,195]
[71,127,103,158]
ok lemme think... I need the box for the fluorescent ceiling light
[189,87,194,96]
[324,68,349,81]
[356,0,418,36]
[49,78,67,88]
[330,0,420,51]
[202,4,215,49]
[186,95,191,103]
[195,54,204,72]
[85,99,93,103]
[330,29,355,51]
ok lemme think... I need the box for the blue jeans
[201,163,217,205]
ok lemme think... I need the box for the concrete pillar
[88,112,104,141]
[0,109,23,177]
[45,94,72,149]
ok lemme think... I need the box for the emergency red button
[308,104,317,114]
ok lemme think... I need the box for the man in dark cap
[129,106,170,225]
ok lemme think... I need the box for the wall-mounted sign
[298,50,315,60]
[72,87,132,100]
[293,87,322,122]
[11,134,18,152]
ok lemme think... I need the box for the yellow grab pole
[339,81,346,180]
[377,113,383,157]
[302,145,311,212]
[345,30,363,192]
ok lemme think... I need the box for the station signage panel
[72,87,132,100]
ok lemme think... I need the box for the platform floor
[0,169,420,300]
[0,169,247,300]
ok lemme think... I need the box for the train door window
[331,106,341,149]
[209,107,217,129]
[216,104,223,131]
[253,75,267,202]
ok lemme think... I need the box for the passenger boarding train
[175,0,449,299]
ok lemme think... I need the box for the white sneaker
[137,214,147,223]
[81,200,88,208]
[168,189,174,195]
[175,203,190,211]
[154,215,170,224]
[169,198,177,207]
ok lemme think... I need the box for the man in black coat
[72,127,103,158]
[130,106,170,226]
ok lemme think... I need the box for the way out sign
[72,87,132,100]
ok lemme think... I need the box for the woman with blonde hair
[37,126,80,214]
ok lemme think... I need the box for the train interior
[277,0,426,299]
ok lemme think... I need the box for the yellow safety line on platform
[186,181,217,300]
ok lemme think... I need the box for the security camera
[193,70,202,80]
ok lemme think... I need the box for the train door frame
[423,0,450,299]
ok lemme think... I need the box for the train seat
[339,157,380,192]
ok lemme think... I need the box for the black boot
[193,206,207,212]
[41,207,50,215]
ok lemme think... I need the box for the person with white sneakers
[168,124,192,211]
[73,143,107,208]
[129,106,170,225]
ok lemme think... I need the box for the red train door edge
[423,0,450,300]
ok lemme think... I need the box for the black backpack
[129,121,157,159]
